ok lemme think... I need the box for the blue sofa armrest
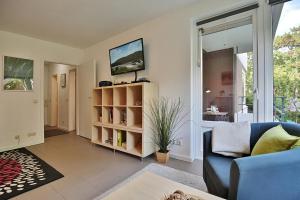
[229,148,300,200]
[203,130,213,159]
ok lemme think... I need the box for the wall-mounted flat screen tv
[109,38,145,75]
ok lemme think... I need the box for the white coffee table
[98,171,224,200]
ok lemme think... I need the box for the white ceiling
[0,0,199,49]
[203,24,253,53]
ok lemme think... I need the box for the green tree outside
[245,26,300,123]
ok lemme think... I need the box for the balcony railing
[239,96,299,123]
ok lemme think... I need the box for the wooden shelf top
[94,82,151,90]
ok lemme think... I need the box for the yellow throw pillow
[251,125,299,156]
[291,139,300,149]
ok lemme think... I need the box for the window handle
[253,88,259,100]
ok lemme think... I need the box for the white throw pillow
[212,121,251,157]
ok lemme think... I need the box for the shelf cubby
[115,129,127,150]
[93,107,102,123]
[113,107,127,127]
[102,106,113,124]
[127,132,142,155]
[114,87,127,106]
[93,89,102,105]
[127,107,143,129]
[91,126,102,144]
[127,85,142,106]
[103,88,113,106]
[103,127,114,146]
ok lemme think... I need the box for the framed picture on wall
[3,56,34,91]
[221,71,233,85]
[60,73,66,88]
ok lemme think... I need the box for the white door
[191,10,259,159]
[50,75,58,127]
[198,12,258,127]
[78,60,96,139]
[68,69,76,131]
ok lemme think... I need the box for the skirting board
[170,153,194,162]
[58,126,69,131]
[195,151,204,161]
[0,138,44,153]
[170,151,203,162]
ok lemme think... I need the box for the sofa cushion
[250,122,300,150]
[212,121,251,157]
[251,125,299,156]
[290,139,300,149]
[204,155,234,198]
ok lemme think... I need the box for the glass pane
[3,56,33,91]
[202,21,254,122]
[272,1,300,123]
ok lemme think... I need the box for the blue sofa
[203,122,300,200]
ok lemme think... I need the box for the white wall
[44,63,76,131]
[0,31,83,152]
[83,0,240,161]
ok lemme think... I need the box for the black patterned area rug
[0,148,63,199]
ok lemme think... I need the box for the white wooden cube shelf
[91,82,158,158]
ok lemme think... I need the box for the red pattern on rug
[0,159,22,185]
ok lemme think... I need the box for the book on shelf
[117,130,122,147]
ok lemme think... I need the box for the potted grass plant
[148,97,184,163]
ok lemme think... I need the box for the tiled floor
[12,132,203,200]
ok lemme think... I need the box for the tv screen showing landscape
[109,38,145,75]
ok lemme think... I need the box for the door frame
[68,68,77,132]
[189,1,272,160]
[50,74,59,127]
[44,61,79,136]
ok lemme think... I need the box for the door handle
[253,88,259,100]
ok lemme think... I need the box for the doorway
[196,13,258,128]
[44,62,77,138]
[201,18,256,123]
[191,6,259,159]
